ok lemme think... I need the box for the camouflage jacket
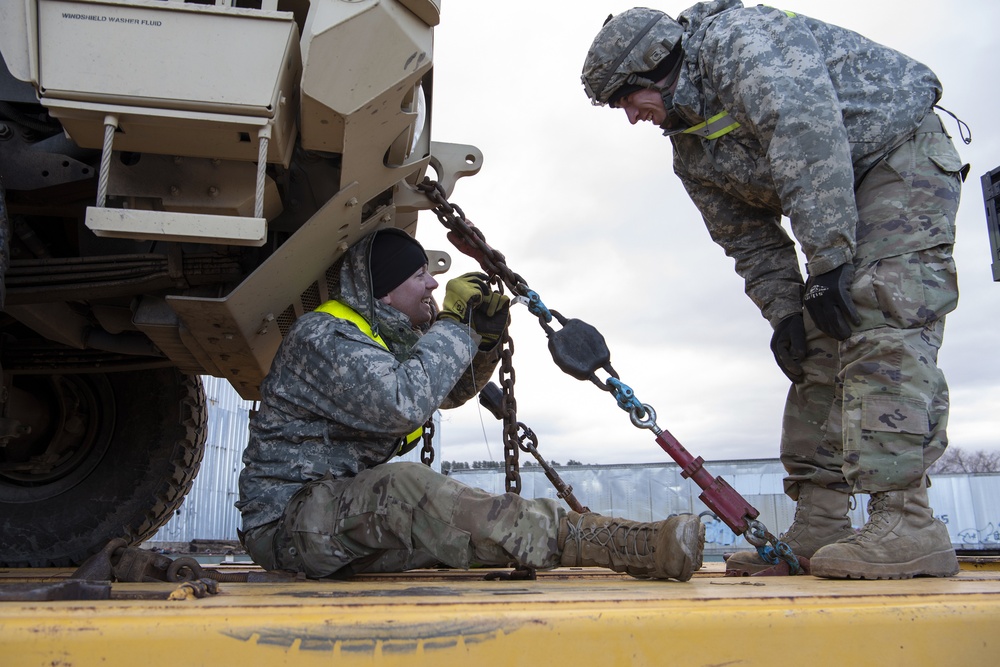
[669,0,945,325]
[237,233,500,531]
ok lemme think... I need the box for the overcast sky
[412,0,1000,467]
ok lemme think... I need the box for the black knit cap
[370,228,428,298]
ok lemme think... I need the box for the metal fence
[448,464,1000,556]
[151,376,253,544]
[151,377,440,543]
[151,378,1000,556]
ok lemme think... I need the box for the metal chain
[420,182,630,411]
[419,178,612,500]
[419,178,671,489]
[420,417,435,467]
[417,179,527,492]
[417,178,802,572]
[417,180,532,299]
[498,332,521,494]
[514,422,589,514]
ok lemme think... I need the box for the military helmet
[581,8,684,107]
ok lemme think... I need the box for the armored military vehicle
[0,0,479,566]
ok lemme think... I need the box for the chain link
[513,421,589,514]
[745,519,802,574]
[420,417,435,467]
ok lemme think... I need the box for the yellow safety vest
[314,300,423,452]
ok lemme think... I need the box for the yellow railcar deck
[2,560,999,666]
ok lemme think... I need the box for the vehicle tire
[0,368,207,567]
[0,178,8,309]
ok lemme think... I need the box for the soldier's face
[614,88,668,127]
[380,265,439,326]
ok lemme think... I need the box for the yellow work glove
[438,272,489,325]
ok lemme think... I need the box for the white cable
[96,115,118,208]
[463,319,495,465]
[255,126,270,219]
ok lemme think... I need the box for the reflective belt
[682,111,741,140]
[314,300,423,450]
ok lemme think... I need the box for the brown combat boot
[558,511,705,581]
[725,484,855,575]
[810,484,958,579]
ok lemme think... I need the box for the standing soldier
[581,2,968,579]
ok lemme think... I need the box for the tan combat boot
[558,511,705,581]
[725,484,855,575]
[810,484,958,579]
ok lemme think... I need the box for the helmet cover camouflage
[581,8,684,106]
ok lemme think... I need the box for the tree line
[928,447,1000,474]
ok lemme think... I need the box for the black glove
[438,272,489,325]
[471,291,511,350]
[803,263,861,340]
[770,313,807,383]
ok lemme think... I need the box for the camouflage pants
[243,461,565,578]
[781,114,963,497]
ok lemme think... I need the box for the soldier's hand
[471,291,511,350]
[803,263,861,340]
[447,219,503,265]
[770,313,807,383]
[438,272,489,325]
